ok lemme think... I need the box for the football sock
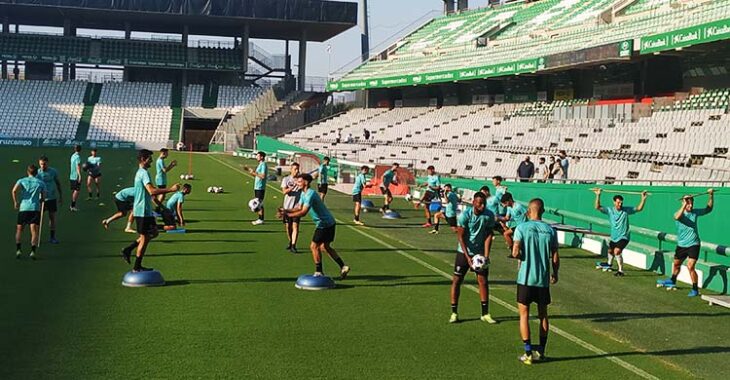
[133,256,143,270]
[50,230,56,239]
[523,340,532,355]
[71,201,76,208]
[434,220,440,231]
[31,245,37,253]
[671,274,678,283]
[481,301,489,316]
[451,303,458,314]
[334,257,345,268]
[354,214,360,221]
[539,335,548,352]
[607,254,614,266]
[616,255,624,272]
[693,283,699,291]
[126,241,139,251]
[96,192,100,198]
[16,243,21,251]
[315,262,323,273]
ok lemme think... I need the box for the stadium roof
[0,0,357,42]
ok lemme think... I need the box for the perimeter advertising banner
[327,57,545,92]
[640,17,730,54]
[0,138,136,149]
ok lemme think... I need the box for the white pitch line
[209,153,659,379]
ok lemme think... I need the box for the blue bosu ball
[429,202,443,212]
[295,274,336,290]
[382,211,401,219]
[361,199,376,209]
[122,270,165,287]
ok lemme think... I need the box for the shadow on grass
[552,311,730,322]
[187,229,280,234]
[543,346,730,363]
[157,239,255,244]
[154,251,255,258]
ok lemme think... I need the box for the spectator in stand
[346,133,354,144]
[364,129,371,141]
[558,150,570,182]
[336,130,342,144]
[536,157,548,183]
[517,157,535,183]
[549,156,561,181]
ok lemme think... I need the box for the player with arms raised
[593,189,648,276]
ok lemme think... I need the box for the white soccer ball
[180,174,185,180]
[188,174,195,180]
[207,187,214,193]
[248,198,262,213]
[404,194,413,202]
[472,255,488,271]
[215,187,224,193]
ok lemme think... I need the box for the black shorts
[453,252,489,277]
[17,211,41,226]
[609,239,629,251]
[675,245,701,261]
[44,199,58,213]
[493,223,505,234]
[161,209,176,226]
[89,173,102,179]
[423,190,436,202]
[318,184,329,194]
[517,284,551,306]
[283,214,301,224]
[254,189,265,201]
[157,184,167,189]
[446,216,457,228]
[312,224,336,244]
[380,186,392,197]
[352,193,362,203]
[115,199,132,213]
[70,179,81,191]
[135,216,158,235]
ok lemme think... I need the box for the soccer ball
[180,174,186,180]
[207,186,214,193]
[472,255,488,271]
[248,198,262,213]
[188,174,195,180]
[405,194,413,202]
[215,187,224,194]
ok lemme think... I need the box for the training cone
[382,210,401,219]
[295,275,336,290]
[122,270,165,287]
[165,228,186,234]
[361,200,376,209]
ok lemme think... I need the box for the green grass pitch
[1,147,729,379]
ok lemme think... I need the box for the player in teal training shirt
[593,188,648,276]
[316,156,331,202]
[162,184,191,229]
[86,148,103,200]
[155,148,178,204]
[37,156,62,244]
[102,187,136,232]
[449,192,496,325]
[282,173,350,279]
[351,165,371,226]
[512,198,560,365]
[69,145,82,211]
[431,183,460,234]
[418,165,441,227]
[379,163,399,213]
[247,151,268,225]
[12,164,46,259]
[660,189,715,297]
[499,192,528,252]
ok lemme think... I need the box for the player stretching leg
[12,165,46,259]
[659,190,714,296]
[162,184,192,230]
[247,152,268,225]
[352,166,371,226]
[512,198,560,365]
[37,156,62,244]
[281,174,350,279]
[102,187,136,232]
[379,163,399,213]
[417,166,441,228]
[498,192,527,252]
[449,192,497,324]
[431,184,459,234]
[120,150,180,272]
[593,189,648,277]
[281,163,303,253]
[69,145,82,211]
[86,148,103,200]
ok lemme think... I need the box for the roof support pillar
[1,17,8,80]
[298,29,307,91]
[241,24,250,76]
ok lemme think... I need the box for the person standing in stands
[536,157,549,183]
[558,150,570,182]
[517,156,535,182]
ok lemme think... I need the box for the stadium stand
[281,93,730,184]
[185,84,205,108]
[217,86,264,109]
[87,82,172,147]
[0,80,86,139]
[336,0,730,84]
